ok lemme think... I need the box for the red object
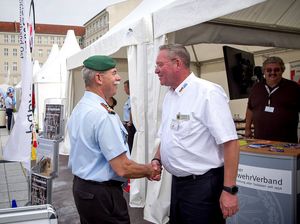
[122,179,130,193]
[33,139,38,148]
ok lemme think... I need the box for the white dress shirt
[158,73,238,177]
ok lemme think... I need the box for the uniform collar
[84,91,106,104]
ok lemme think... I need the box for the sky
[0,0,125,26]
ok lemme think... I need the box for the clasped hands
[147,159,163,181]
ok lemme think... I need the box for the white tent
[65,0,283,223]
[34,31,81,132]
[34,44,60,129]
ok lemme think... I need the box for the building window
[4,48,9,56]
[38,49,43,57]
[12,62,17,71]
[11,35,16,43]
[47,49,51,56]
[4,35,9,43]
[4,62,9,71]
[37,36,42,44]
[50,36,55,44]
[57,37,61,46]
[13,48,17,56]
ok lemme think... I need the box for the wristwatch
[223,185,239,195]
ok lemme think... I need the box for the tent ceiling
[216,0,300,33]
[186,44,272,63]
[169,0,300,49]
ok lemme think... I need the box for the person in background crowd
[68,55,161,224]
[245,56,300,143]
[5,90,15,131]
[123,80,136,153]
[152,44,239,224]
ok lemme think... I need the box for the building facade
[0,22,85,85]
[84,0,141,47]
[0,0,141,86]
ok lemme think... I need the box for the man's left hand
[220,191,239,219]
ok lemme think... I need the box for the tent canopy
[67,0,300,71]
[67,0,178,70]
[153,0,300,49]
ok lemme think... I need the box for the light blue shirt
[123,96,131,122]
[68,91,129,182]
[5,96,15,109]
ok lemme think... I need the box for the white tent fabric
[153,0,264,38]
[65,0,273,223]
[15,60,40,90]
[67,0,176,70]
[34,31,80,134]
[34,45,59,83]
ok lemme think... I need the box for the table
[228,139,300,224]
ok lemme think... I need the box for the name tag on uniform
[264,106,274,113]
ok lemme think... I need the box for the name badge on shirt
[176,113,190,121]
[264,106,274,113]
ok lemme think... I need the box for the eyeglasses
[155,58,177,69]
[265,68,282,74]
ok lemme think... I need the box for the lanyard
[265,85,279,106]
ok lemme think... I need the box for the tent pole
[191,45,202,77]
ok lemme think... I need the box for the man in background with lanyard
[245,56,300,143]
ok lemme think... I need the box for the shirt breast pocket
[174,120,191,139]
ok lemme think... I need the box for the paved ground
[0,127,153,223]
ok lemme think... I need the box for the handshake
[147,158,163,181]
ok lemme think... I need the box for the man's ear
[95,73,102,85]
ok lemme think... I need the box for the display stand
[30,99,65,205]
[228,139,300,224]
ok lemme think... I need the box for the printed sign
[290,60,300,84]
[237,164,292,194]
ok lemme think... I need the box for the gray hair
[159,44,190,68]
[82,67,98,86]
[263,56,285,72]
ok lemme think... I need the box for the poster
[290,60,300,84]
[43,104,64,140]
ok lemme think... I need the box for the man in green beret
[68,55,161,223]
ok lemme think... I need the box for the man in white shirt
[151,44,240,224]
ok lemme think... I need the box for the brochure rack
[30,99,65,205]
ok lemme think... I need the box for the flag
[3,0,35,170]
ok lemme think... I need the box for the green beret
[83,55,116,71]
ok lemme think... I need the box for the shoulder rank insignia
[101,103,115,114]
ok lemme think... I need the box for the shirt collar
[84,91,106,104]
[174,73,194,96]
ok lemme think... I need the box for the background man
[152,44,239,224]
[5,90,15,131]
[68,55,160,224]
[245,56,300,143]
[123,80,136,153]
